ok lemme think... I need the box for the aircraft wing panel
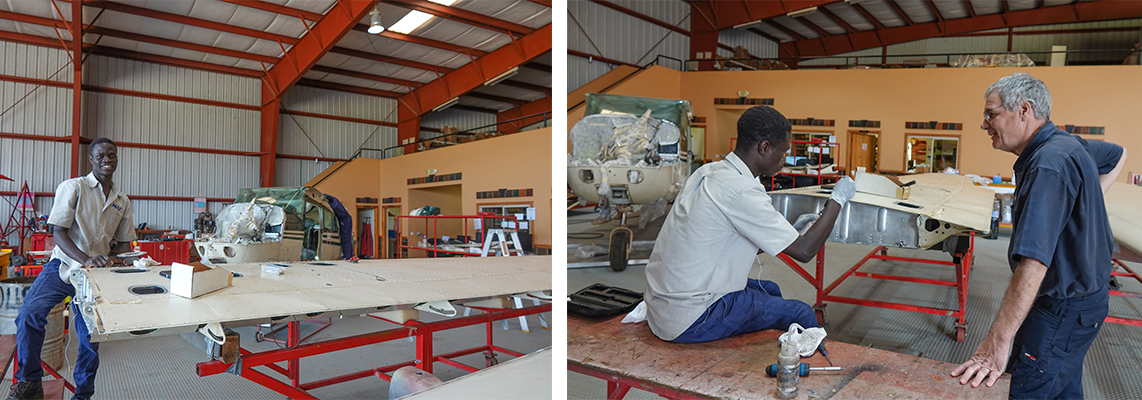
[1106,182,1142,260]
[73,256,552,342]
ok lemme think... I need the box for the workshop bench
[568,315,1010,399]
[0,335,65,400]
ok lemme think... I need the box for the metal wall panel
[886,36,1007,64]
[0,41,72,83]
[0,139,70,194]
[1012,19,1142,64]
[274,158,335,188]
[0,82,70,137]
[719,29,778,59]
[113,147,258,199]
[281,85,399,123]
[419,109,497,139]
[85,55,259,106]
[82,91,259,151]
[800,48,883,66]
[278,114,398,159]
[568,0,690,91]
[567,56,627,94]
[128,199,230,236]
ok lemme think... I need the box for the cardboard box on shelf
[171,262,233,299]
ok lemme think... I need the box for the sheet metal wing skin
[769,174,993,249]
[71,256,552,342]
[1106,182,1142,260]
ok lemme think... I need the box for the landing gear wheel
[609,226,633,272]
[484,351,499,367]
[255,331,264,342]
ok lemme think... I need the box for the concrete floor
[567,206,1142,399]
[4,308,552,399]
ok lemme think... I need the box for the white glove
[791,213,819,235]
[830,176,856,208]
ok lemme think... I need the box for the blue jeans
[15,259,100,399]
[673,279,818,343]
[1006,289,1108,400]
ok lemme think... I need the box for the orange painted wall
[572,65,1142,181]
[309,127,553,252]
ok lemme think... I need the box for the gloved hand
[830,176,856,208]
[791,213,819,235]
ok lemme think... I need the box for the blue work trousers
[1006,289,1108,400]
[15,259,99,399]
[673,279,819,343]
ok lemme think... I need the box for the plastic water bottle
[776,340,799,399]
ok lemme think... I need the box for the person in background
[644,105,856,343]
[951,73,1127,399]
[324,194,359,263]
[9,138,135,400]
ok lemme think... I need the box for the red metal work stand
[196,304,550,400]
[777,235,975,342]
[566,363,708,400]
[1107,259,1142,327]
[11,355,77,395]
[255,318,332,345]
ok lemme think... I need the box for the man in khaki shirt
[9,138,135,400]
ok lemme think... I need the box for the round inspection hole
[158,270,171,279]
[112,268,149,274]
[128,285,167,295]
[231,272,243,278]
[309,262,334,266]
[129,329,158,336]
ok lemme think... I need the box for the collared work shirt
[48,173,136,283]
[1010,122,1121,298]
[645,152,799,340]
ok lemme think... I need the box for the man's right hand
[83,254,112,268]
[830,176,856,208]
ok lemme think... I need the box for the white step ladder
[479,229,524,257]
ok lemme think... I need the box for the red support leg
[288,321,300,387]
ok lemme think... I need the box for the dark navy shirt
[1009,122,1122,298]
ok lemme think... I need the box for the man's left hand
[951,338,1009,388]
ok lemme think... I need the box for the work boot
[6,380,43,400]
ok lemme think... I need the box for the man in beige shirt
[9,138,135,400]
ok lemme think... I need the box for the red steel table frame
[196,304,551,400]
[777,235,975,342]
[1107,258,1142,327]
[566,363,708,400]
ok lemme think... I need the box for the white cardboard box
[171,262,232,299]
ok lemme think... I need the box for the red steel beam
[397,23,550,152]
[796,17,831,38]
[309,65,422,88]
[0,73,70,89]
[69,0,82,178]
[689,0,834,32]
[463,91,527,106]
[568,49,638,67]
[962,0,975,18]
[280,109,397,127]
[296,78,401,98]
[0,31,69,49]
[497,80,549,95]
[217,0,325,22]
[90,46,264,78]
[588,0,690,36]
[328,46,452,74]
[114,141,257,157]
[769,20,809,41]
[497,96,550,134]
[259,0,377,187]
[352,24,489,57]
[884,0,914,26]
[818,6,856,33]
[0,9,67,28]
[82,85,259,111]
[786,1,1142,57]
[528,0,552,7]
[82,1,300,45]
[851,3,886,30]
[382,0,533,36]
[85,26,280,63]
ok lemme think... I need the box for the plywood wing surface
[75,256,551,339]
[1106,182,1142,258]
[776,173,993,231]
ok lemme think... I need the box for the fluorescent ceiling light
[484,67,519,87]
[787,7,818,17]
[734,20,764,29]
[428,0,459,5]
[845,0,870,4]
[432,97,460,112]
[390,10,434,34]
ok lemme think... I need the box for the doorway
[382,206,401,259]
[848,131,879,173]
[356,206,378,260]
